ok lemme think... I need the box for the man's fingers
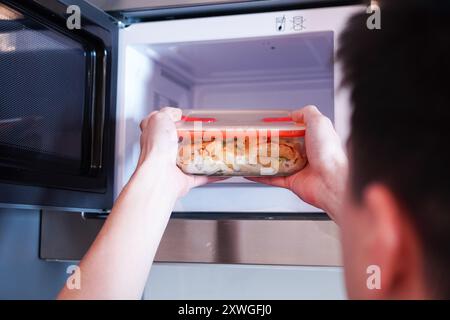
[140,107,182,132]
[140,111,158,131]
[292,105,322,124]
[245,176,288,188]
[188,176,228,189]
[184,176,229,191]
[160,107,182,122]
[207,177,228,183]
[189,175,210,189]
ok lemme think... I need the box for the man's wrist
[137,153,187,200]
[319,153,348,222]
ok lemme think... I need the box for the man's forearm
[58,158,177,299]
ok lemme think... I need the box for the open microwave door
[86,0,362,23]
[0,0,118,212]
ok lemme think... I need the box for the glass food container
[176,109,307,176]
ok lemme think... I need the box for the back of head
[338,0,450,298]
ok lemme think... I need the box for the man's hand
[137,107,216,198]
[247,105,348,222]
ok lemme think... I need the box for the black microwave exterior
[0,0,118,212]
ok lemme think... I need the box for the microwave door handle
[88,49,106,174]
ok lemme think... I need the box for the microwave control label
[291,16,306,31]
[275,15,306,32]
[275,15,286,32]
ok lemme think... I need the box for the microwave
[0,0,117,211]
[2,0,364,265]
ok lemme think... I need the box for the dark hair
[338,0,450,298]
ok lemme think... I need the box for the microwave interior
[119,31,334,214]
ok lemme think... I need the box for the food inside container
[176,110,307,176]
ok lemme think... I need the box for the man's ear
[361,184,425,299]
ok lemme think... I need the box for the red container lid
[176,109,305,137]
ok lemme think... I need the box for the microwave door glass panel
[0,4,86,174]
